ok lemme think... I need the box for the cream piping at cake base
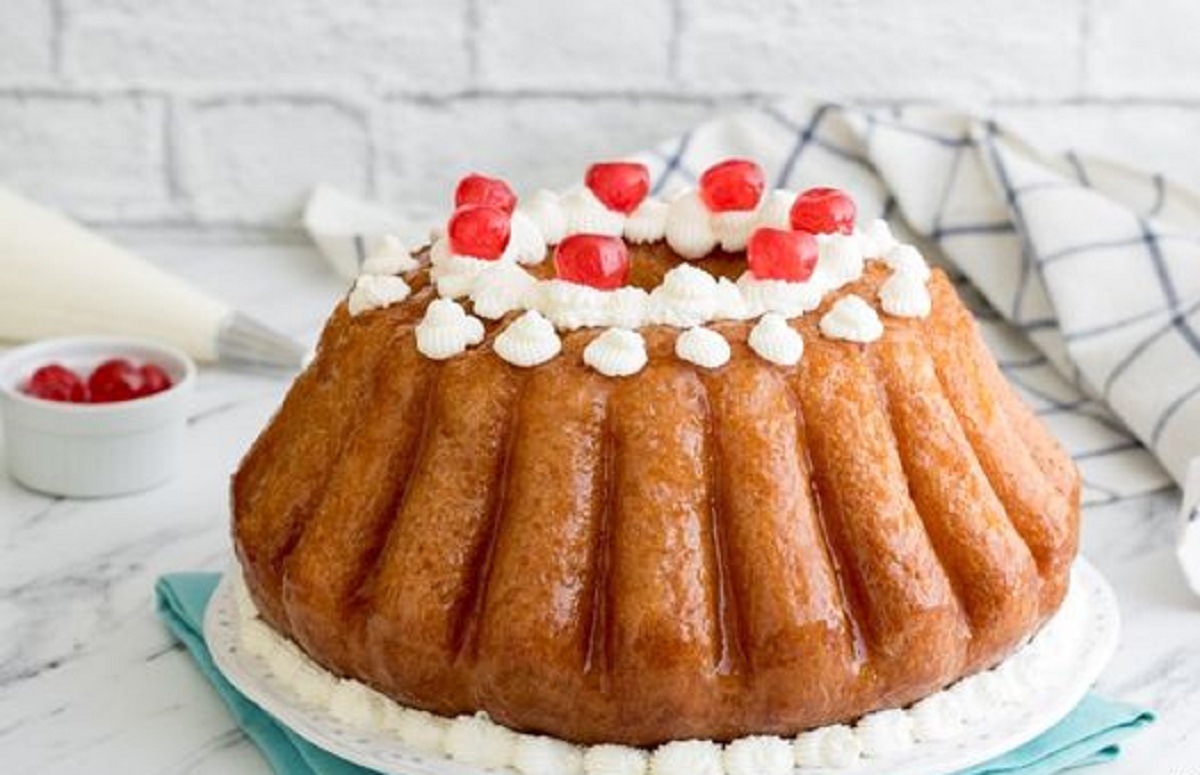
[230,569,1085,775]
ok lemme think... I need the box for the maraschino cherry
[699,159,765,212]
[747,227,819,282]
[88,358,143,403]
[789,187,856,235]
[22,358,175,403]
[25,364,87,402]
[554,234,630,290]
[138,363,173,395]
[585,162,650,214]
[454,173,517,215]
[448,205,511,260]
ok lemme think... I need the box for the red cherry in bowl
[138,363,174,396]
[454,173,517,215]
[585,162,650,214]
[24,364,88,403]
[87,358,143,403]
[699,158,765,212]
[448,205,511,260]
[554,234,630,290]
[747,227,819,282]
[789,187,856,235]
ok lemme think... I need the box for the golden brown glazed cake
[232,166,1080,747]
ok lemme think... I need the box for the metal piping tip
[216,312,309,372]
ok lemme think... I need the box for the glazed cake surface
[232,164,1080,747]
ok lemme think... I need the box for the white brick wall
[476,0,674,90]
[0,94,168,220]
[0,0,1198,231]
[61,0,471,91]
[1087,0,1200,98]
[383,96,714,221]
[677,0,1084,100]
[0,1,56,82]
[178,97,370,223]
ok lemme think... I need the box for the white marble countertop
[2,232,1199,774]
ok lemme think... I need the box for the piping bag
[0,185,306,370]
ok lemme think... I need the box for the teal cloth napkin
[156,573,1155,775]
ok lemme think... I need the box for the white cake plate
[206,558,1119,775]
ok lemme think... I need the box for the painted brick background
[1,0,1198,232]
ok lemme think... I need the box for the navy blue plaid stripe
[979,122,1042,322]
[931,221,1016,241]
[1073,440,1143,460]
[772,104,832,188]
[1140,217,1183,310]
[1101,298,1200,395]
[1150,173,1167,218]
[1042,233,1200,265]
[929,143,967,239]
[863,116,972,149]
[650,130,693,195]
[353,235,366,266]
[1066,151,1091,187]
[1152,380,1200,445]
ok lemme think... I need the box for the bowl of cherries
[0,336,196,497]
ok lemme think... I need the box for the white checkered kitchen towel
[305,100,1200,594]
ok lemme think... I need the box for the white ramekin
[0,336,196,498]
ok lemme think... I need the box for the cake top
[347,158,933,376]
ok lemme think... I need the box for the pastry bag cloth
[0,185,306,370]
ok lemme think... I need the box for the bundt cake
[232,158,1080,748]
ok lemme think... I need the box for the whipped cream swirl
[665,191,719,259]
[362,234,419,275]
[793,724,862,768]
[624,199,669,244]
[722,736,793,775]
[583,745,648,775]
[508,210,549,265]
[391,708,447,753]
[495,310,562,367]
[562,187,625,237]
[648,265,723,327]
[738,272,826,319]
[908,693,966,743]
[855,709,915,758]
[879,272,932,318]
[651,740,724,775]
[883,244,931,280]
[756,189,798,230]
[862,218,900,257]
[675,326,731,369]
[415,299,485,359]
[445,713,516,769]
[535,281,650,331]
[329,680,385,728]
[676,328,729,369]
[521,190,568,245]
[583,328,648,377]
[712,209,761,252]
[748,313,805,366]
[431,252,497,299]
[514,735,584,775]
[819,295,884,343]
[470,262,538,320]
[816,232,866,287]
[347,274,411,316]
